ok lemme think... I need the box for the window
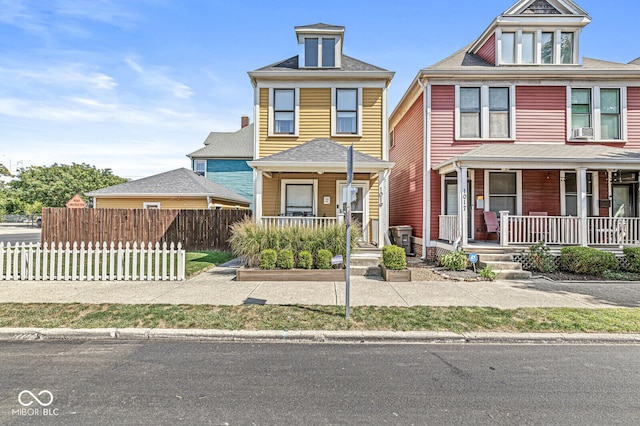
[285,184,313,216]
[304,38,318,67]
[522,32,535,64]
[460,88,481,138]
[336,89,357,134]
[194,160,206,177]
[457,86,512,140]
[501,32,515,64]
[571,89,591,130]
[601,89,621,140]
[541,32,554,64]
[389,130,394,149]
[304,37,335,68]
[488,172,517,215]
[274,89,295,134]
[561,32,574,64]
[489,88,509,138]
[562,172,596,216]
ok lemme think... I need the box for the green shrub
[623,247,640,272]
[382,245,407,270]
[259,249,277,270]
[480,265,496,281]
[440,250,468,271]
[297,251,313,269]
[316,249,333,270]
[277,249,295,270]
[527,241,556,272]
[560,246,617,275]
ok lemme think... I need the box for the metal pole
[345,145,353,319]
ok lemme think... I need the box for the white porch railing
[587,217,640,246]
[506,215,581,245]
[261,216,340,228]
[439,215,459,243]
[0,242,185,281]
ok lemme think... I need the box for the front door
[444,178,473,239]
[613,184,637,217]
[337,182,368,240]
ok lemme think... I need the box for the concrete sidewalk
[0,260,635,309]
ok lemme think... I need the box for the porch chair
[483,211,500,242]
[529,212,548,242]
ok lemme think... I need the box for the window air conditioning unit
[572,127,594,140]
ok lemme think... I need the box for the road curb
[0,328,639,344]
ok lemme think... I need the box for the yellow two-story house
[248,24,395,245]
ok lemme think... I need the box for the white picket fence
[0,242,186,281]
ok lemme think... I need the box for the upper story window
[194,160,206,177]
[498,29,577,65]
[457,86,513,140]
[336,89,357,134]
[541,32,554,64]
[274,89,295,134]
[569,87,625,141]
[501,32,516,64]
[303,37,336,68]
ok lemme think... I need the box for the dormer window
[303,37,336,68]
[498,29,577,65]
[541,32,554,64]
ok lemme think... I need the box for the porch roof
[433,143,640,173]
[248,138,394,173]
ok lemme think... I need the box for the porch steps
[349,247,382,277]
[477,253,532,280]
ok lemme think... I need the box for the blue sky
[1,0,638,179]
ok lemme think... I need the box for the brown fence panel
[41,208,251,251]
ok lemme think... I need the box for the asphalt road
[0,224,41,245]
[1,341,639,425]
[528,278,640,307]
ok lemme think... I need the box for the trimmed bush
[297,251,313,270]
[527,241,556,272]
[316,249,333,270]
[259,249,277,270]
[623,247,640,272]
[440,250,468,271]
[277,249,295,270]
[382,245,407,270]
[560,246,617,275]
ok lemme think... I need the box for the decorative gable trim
[503,0,588,16]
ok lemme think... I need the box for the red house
[389,0,640,261]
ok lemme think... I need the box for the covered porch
[434,143,640,250]
[248,139,394,245]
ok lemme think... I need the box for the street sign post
[345,145,353,319]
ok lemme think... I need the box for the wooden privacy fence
[0,242,185,281]
[41,208,252,251]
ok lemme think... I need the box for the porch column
[577,167,588,246]
[457,166,468,246]
[254,170,263,224]
[379,169,391,248]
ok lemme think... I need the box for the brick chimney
[241,116,250,129]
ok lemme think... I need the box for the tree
[2,163,128,214]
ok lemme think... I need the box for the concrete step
[494,269,532,280]
[350,252,381,267]
[479,260,523,270]
[350,265,382,277]
[478,254,514,262]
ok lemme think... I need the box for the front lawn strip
[0,304,639,333]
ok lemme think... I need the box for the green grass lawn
[0,304,639,333]
[185,251,235,277]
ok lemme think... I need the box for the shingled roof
[254,55,389,73]
[188,124,254,159]
[86,168,251,205]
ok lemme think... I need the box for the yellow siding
[258,87,384,160]
[95,197,248,210]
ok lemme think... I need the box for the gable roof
[248,139,394,173]
[253,55,389,73]
[86,168,251,205]
[294,23,345,32]
[504,0,588,16]
[188,123,254,159]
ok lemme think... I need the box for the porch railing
[587,217,640,246]
[438,215,459,243]
[506,215,581,245]
[261,216,340,229]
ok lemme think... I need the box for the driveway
[527,278,640,308]
[0,223,41,245]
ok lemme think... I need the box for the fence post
[177,243,185,281]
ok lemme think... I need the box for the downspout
[418,76,430,259]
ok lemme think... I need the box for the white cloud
[125,57,194,99]
[0,64,117,90]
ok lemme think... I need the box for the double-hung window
[460,88,481,138]
[541,32,554,64]
[336,89,357,134]
[304,38,336,68]
[521,32,535,64]
[571,89,591,130]
[489,88,509,138]
[488,172,518,215]
[274,89,295,134]
[561,32,574,64]
[501,32,516,64]
[601,89,621,140]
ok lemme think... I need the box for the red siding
[516,86,566,142]
[522,171,561,216]
[627,87,640,149]
[389,93,424,238]
[476,33,496,65]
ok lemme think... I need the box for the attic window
[304,37,336,67]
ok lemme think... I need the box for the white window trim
[497,28,579,65]
[483,170,522,215]
[331,87,363,137]
[455,85,516,141]
[280,179,318,216]
[299,36,341,69]
[336,180,370,241]
[194,160,206,176]
[560,171,599,216]
[143,202,161,209]
[268,88,300,137]
[567,86,627,142]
